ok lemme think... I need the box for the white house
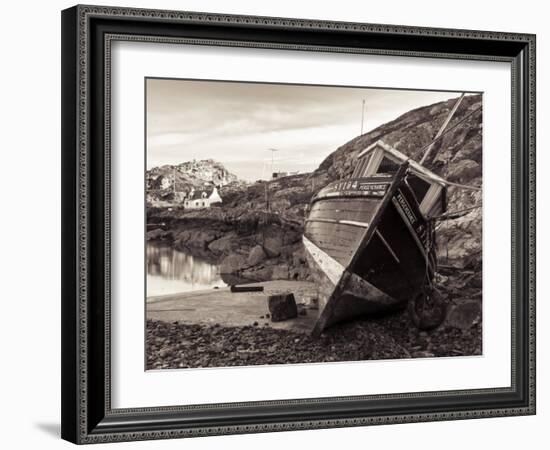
[183,186,222,209]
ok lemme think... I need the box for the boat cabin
[353,140,447,218]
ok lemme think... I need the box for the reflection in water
[147,243,227,297]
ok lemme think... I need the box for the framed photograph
[61,5,536,444]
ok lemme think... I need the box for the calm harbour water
[146,243,228,297]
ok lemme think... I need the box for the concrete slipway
[147,280,319,333]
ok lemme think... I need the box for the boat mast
[265,148,279,212]
[419,93,465,166]
[360,99,366,135]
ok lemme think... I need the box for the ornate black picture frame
[61,4,536,444]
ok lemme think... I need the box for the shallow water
[146,242,228,297]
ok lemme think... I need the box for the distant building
[183,185,222,209]
[272,171,300,180]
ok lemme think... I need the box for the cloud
[146,78,467,180]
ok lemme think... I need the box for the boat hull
[304,167,436,335]
[304,236,399,333]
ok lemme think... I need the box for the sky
[146,78,468,182]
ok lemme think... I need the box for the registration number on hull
[318,180,389,199]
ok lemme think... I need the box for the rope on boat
[416,104,483,158]
[443,180,482,191]
[433,204,482,221]
[420,94,466,165]
[416,103,483,192]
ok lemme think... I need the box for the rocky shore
[146,270,482,369]
[147,198,311,282]
[146,312,481,370]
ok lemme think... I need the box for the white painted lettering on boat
[316,180,389,200]
[395,190,417,224]
[391,197,427,259]
[319,190,385,199]
[358,182,388,192]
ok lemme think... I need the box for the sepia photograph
[145,78,483,370]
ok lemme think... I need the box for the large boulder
[220,254,248,274]
[436,205,482,269]
[247,245,267,266]
[263,235,283,257]
[268,293,298,322]
[174,229,192,244]
[256,225,284,257]
[451,137,482,163]
[192,230,220,250]
[446,159,480,184]
[175,228,221,251]
[208,232,237,255]
[446,300,482,330]
[147,229,169,241]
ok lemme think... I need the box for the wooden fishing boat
[304,140,449,336]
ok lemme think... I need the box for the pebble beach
[146,269,482,370]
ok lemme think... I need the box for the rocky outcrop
[174,229,220,251]
[146,159,242,205]
[447,159,480,183]
[147,205,308,281]
[146,228,170,241]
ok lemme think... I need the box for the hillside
[146,159,243,205]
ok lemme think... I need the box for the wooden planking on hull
[309,198,380,223]
[305,195,381,267]
[305,220,367,266]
